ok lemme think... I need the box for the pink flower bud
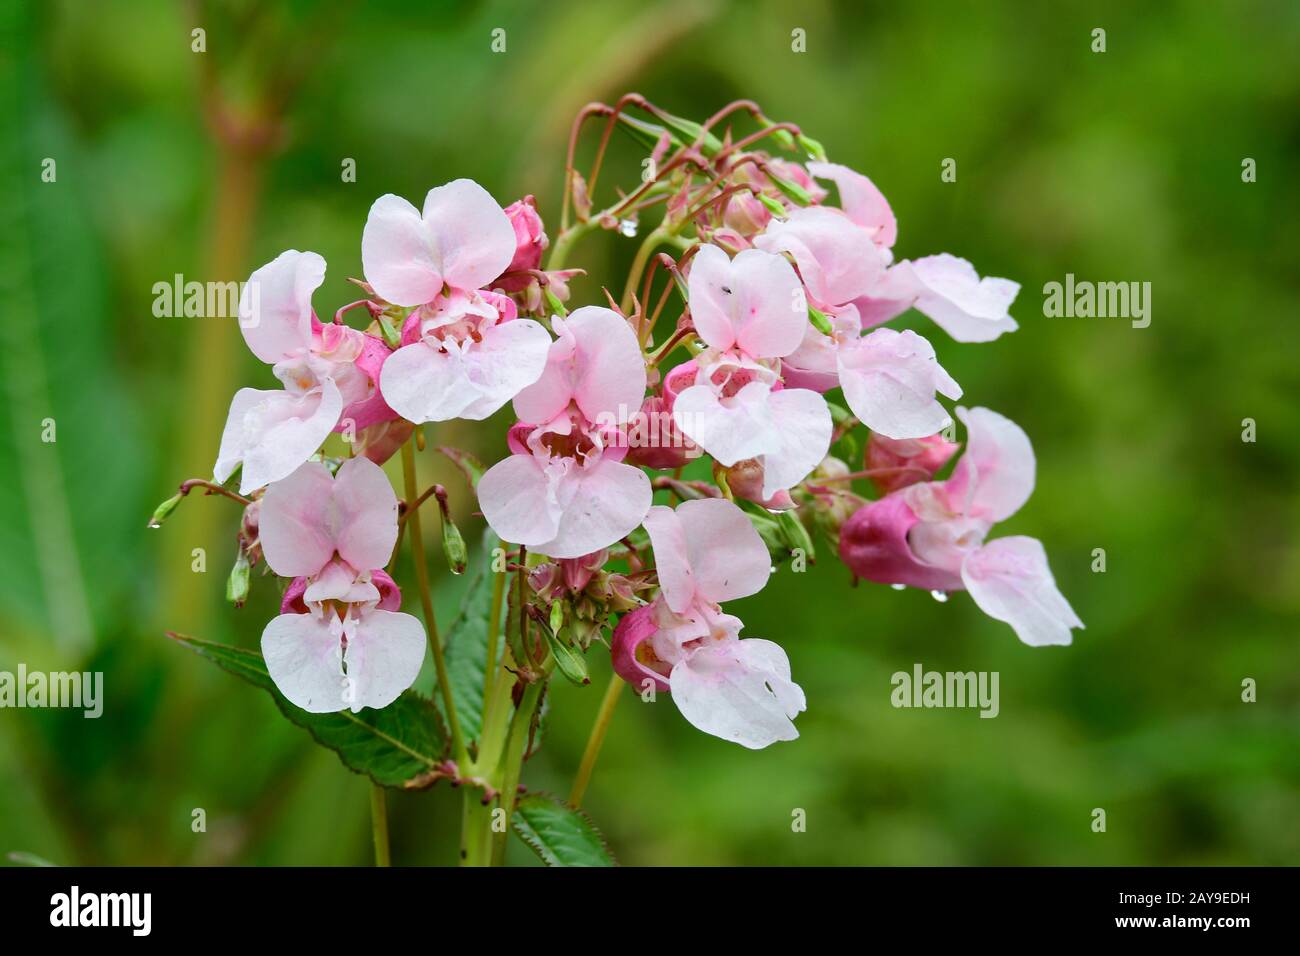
[838,493,964,592]
[610,604,671,693]
[623,395,697,470]
[865,432,959,495]
[716,458,795,511]
[493,197,548,292]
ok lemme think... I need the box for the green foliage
[512,794,615,867]
[436,531,502,746]
[168,633,447,790]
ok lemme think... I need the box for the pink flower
[783,304,963,440]
[840,407,1083,646]
[257,458,426,712]
[671,244,833,499]
[610,498,805,748]
[763,161,1020,343]
[492,196,548,292]
[363,179,552,422]
[865,431,960,495]
[215,250,371,494]
[870,254,1020,343]
[478,306,652,558]
[755,205,888,307]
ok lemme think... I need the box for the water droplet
[618,219,638,238]
[890,583,906,591]
[929,590,948,603]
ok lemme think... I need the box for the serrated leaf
[511,794,615,867]
[167,633,447,789]
[437,529,502,744]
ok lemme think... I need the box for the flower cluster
[168,97,1081,757]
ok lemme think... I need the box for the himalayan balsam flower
[611,498,805,749]
[478,306,652,558]
[364,179,552,422]
[215,250,378,494]
[758,162,1019,343]
[672,244,833,500]
[258,457,426,712]
[839,406,1084,646]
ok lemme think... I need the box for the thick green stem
[400,441,466,763]
[491,677,546,866]
[370,783,391,867]
[569,674,624,808]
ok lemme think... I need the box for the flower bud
[865,432,959,495]
[716,458,795,511]
[494,197,547,292]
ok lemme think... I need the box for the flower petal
[379,318,550,424]
[259,460,338,577]
[758,386,833,499]
[362,194,442,307]
[676,498,771,605]
[331,456,400,572]
[755,206,885,307]
[533,459,652,559]
[422,178,517,293]
[215,379,342,496]
[961,536,1083,647]
[687,245,806,358]
[669,638,805,749]
[478,453,563,547]
[838,492,967,591]
[836,328,961,440]
[262,612,347,713]
[238,250,325,364]
[346,609,427,711]
[902,254,1019,343]
[807,161,897,247]
[672,380,779,467]
[949,406,1035,522]
[513,306,644,424]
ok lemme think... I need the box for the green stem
[568,674,624,808]
[491,677,547,866]
[370,783,391,867]
[480,563,508,731]
[400,441,466,763]
[620,226,669,314]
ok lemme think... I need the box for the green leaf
[437,530,502,745]
[511,794,616,867]
[167,633,447,789]
[0,0,150,657]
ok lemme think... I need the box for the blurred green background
[1,0,1297,866]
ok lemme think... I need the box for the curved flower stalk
[611,498,804,748]
[156,93,1081,866]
